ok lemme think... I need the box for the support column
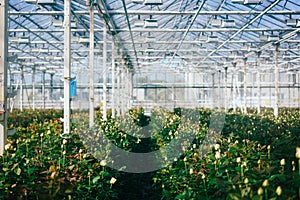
[32,66,35,110]
[243,58,247,114]
[42,70,45,109]
[232,62,237,112]
[0,0,8,155]
[126,68,131,109]
[218,70,221,110]
[224,67,228,111]
[274,45,279,117]
[117,50,121,117]
[111,40,115,118]
[211,73,215,109]
[50,73,53,100]
[63,0,71,134]
[102,22,107,120]
[20,66,23,111]
[89,4,95,127]
[257,52,261,114]
[121,62,126,115]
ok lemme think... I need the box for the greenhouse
[0,0,300,199]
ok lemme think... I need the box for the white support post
[274,45,279,117]
[42,70,45,109]
[111,40,115,118]
[50,74,54,101]
[121,62,126,115]
[232,63,237,112]
[257,52,261,114]
[185,66,189,102]
[32,66,35,110]
[0,0,8,155]
[20,66,23,111]
[211,73,215,109]
[130,71,133,108]
[243,58,247,114]
[218,70,221,110]
[63,0,71,134]
[224,67,228,111]
[126,68,130,109]
[89,4,95,127]
[103,22,107,120]
[117,50,121,117]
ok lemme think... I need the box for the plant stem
[203,179,208,200]
[264,188,268,200]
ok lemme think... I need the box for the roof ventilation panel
[144,19,158,28]
[199,35,208,41]
[222,19,236,28]
[134,20,144,27]
[211,19,222,27]
[231,0,244,3]
[132,0,144,3]
[207,36,218,43]
[268,35,279,42]
[18,37,30,44]
[259,35,268,41]
[24,0,37,3]
[145,36,156,43]
[144,0,163,5]
[244,0,262,4]
[79,37,90,43]
[52,19,63,27]
[37,0,56,4]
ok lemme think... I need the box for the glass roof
[7,0,300,76]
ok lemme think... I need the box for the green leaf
[92,176,101,184]
[16,167,21,176]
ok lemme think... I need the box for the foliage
[1,107,300,199]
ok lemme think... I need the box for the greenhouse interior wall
[12,70,300,110]
[1,0,300,199]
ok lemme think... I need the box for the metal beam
[8,27,297,32]
[103,21,107,120]
[8,10,300,16]
[63,0,71,135]
[200,0,281,64]
[89,4,95,128]
[111,39,115,118]
[0,0,8,155]
[274,45,279,117]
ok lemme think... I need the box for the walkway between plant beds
[114,137,162,200]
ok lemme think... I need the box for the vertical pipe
[243,58,247,114]
[117,50,121,117]
[288,74,290,107]
[126,68,129,109]
[89,4,95,127]
[211,73,215,109]
[129,70,133,109]
[232,62,237,112]
[218,70,221,110]
[111,39,115,118]
[32,67,35,110]
[42,71,45,109]
[20,66,23,111]
[121,65,126,114]
[50,73,54,102]
[257,52,261,114]
[63,0,71,134]
[224,67,228,111]
[274,45,279,117]
[103,22,107,120]
[185,66,189,102]
[0,0,8,155]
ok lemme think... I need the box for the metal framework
[1,0,300,153]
